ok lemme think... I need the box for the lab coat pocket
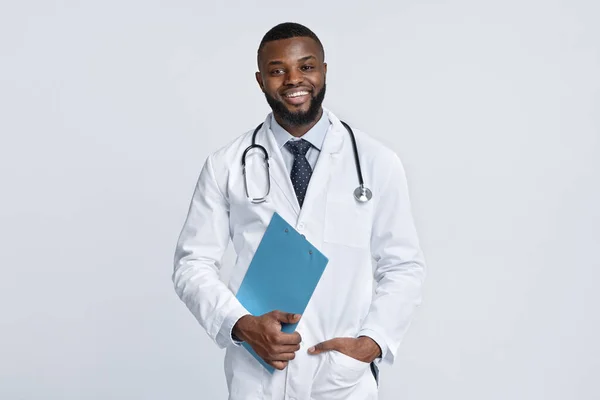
[311,350,374,399]
[328,350,371,383]
[323,199,372,249]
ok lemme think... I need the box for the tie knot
[285,139,312,157]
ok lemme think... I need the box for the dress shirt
[269,111,331,174]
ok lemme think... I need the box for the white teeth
[286,91,309,98]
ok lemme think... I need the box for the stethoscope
[242,120,373,204]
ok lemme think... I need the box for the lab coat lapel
[299,110,345,220]
[262,118,301,216]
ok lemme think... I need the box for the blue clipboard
[235,212,329,372]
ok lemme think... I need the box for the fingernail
[308,346,315,353]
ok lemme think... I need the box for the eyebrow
[267,55,317,66]
[298,55,317,62]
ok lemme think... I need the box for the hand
[232,310,302,370]
[307,336,381,363]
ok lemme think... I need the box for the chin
[288,102,311,113]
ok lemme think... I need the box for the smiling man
[258,32,327,135]
[173,22,426,400]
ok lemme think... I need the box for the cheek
[309,76,324,89]
[263,79,282,95]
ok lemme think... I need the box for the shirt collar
[270,110,330,151]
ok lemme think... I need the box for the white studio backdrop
[1,1,598,399]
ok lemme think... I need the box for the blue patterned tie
[284,139,313,208]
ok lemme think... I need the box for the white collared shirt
[269,111,331,174]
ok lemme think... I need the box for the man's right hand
[232,310,302,370]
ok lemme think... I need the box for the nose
[284,68,303,86]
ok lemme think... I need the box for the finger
[308,338,344,355]
[275,344,301,353]
[270,360,288,371]
[277,331,302,345]
[272,310,301,324]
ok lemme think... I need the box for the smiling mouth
[285,90,310,98]
[283,90,311,105]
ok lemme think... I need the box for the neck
[274,108,323,138]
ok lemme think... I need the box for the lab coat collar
[319,107,346,154]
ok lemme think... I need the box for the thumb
[272,310,301,324]
[308,338,342,355]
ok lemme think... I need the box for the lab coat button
[297,222,305,230]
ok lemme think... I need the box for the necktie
[284,139,313,208]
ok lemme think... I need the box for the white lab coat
[173,108,426,400]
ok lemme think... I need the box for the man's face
[256,37,327,126]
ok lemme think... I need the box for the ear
[255,71,265,92]
[323,62,327,76]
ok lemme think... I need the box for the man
[173,22,426,400]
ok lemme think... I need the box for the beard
[264,84,326,126]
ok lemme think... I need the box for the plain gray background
[1,0,599,399]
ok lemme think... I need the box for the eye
[270,68,284,75]
[301,65,315,71]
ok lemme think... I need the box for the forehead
[258,36,323,66]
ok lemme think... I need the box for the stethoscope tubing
[242,119,370,203]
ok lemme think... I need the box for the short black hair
[257,22,325,63]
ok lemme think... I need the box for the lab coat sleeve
[172,155,249,349]
[357,153,426,366]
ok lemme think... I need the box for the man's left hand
[307,336,381,363]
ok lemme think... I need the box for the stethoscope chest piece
[354,185,372,203]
